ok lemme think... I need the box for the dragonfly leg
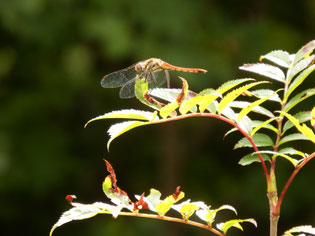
[150,72,159,85]
[164,70,170,88]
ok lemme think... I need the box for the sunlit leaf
[85,109,158,127]
[284,225,315,236]
[172,200,207,221]
[279,147,305,158]
[284,65,315,101]
[239,63,285,82]
[278,111,315,143]
[278,133,309,146]
[238,153,270,166]
[160,101,178,118]
[234,133,274,149]
[107,121,146,151]
[50,202,119,236]
[251,118,279,136]
[218,82,267,114]
[221,106,237,121]
[287,55,315,82]
[237,115,253,134]
[311,106,315,129]
[292,40,315,66]
[216,218,257,234]
[229,101,275,118]
[216,78,254,95]
[259,50,291,68]
[255,150,299,167]
[250,89,282,102]
[237,90,279,122]
[282,111,311,134]
[155,187,185,216]
[196,205,237,226]
[283,88,315,113]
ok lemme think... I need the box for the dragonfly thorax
[134,58,164,74]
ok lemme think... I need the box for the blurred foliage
[0,0,314,236]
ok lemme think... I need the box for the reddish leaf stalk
[273,152,315,215]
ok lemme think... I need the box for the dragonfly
[101,58,207,98]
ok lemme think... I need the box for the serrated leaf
[284,65,315,101]
[172,200,207,221]
[234,133,274,149]
[250,89,282,102]
[85,109,158,127]
[155,188,185,216]
[216,78,254,95]
[221,106,237,121]
[160,101,179,118]
[278,133,310,146]
[256,150,299,167]
[279,147,305,158]
[288,55,315,82]
[196,205,237,226]
[107,121,146,151]
[50,202,119,236]
[216,218,257,234]
[237,115,253,134]
[240,63,285,82]
[237,90,279,122]
[292,40,315,65]
[238,153,271,166]
[259,50,291,68]
[283,88,315,113]
[284,225,315,236]
[218,82,267,114]
[282,111,311,134]
[278,111,315,143]
[229,101,275,118]
[251,118,279,136]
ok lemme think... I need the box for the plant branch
[100,210,224,236]
[273,151,315,215]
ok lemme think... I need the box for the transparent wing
[101,64,137,88]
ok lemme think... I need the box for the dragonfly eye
[135,64,143,72]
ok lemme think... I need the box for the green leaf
[229,101,275,118]
[282,111,311,134]
[237,115,253,134]
[288,55,315,82]
[284,225,315,236]
[278,133,310,146]
[251,118,279,136]
[218,81,267,114]
[85,109,158,127]
[256,150,299,167]
[234,133,274,149]
[216,218,257,234]
[279,147,305,158]
[107,121,146,151]
[283,88,315,113]
[216,78,254,95]
[221,106,237,121]
[237,90,279,122]
[278,111,315,144]
[259,50,291,68]
[284,65,315,101]
[238,153,271,166]
[292,40,315,65]
[239,63,285,82]
[160,101,178,118]
[50,202,119,236]
[250,89,282,102]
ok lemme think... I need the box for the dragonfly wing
[148,70,167,89]
[101,64,137,88]
[119,79,136,98]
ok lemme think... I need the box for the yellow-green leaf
[216,218,257,234]
[160,101,178,118]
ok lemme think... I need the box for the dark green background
[0,0,314,235]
